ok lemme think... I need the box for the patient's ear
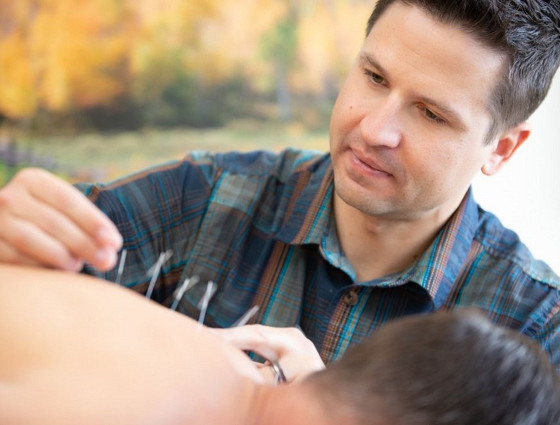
[481,122,531,176]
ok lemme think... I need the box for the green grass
[4,122,329,185]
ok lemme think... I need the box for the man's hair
[366,0,560,143]
[307,311,560,425]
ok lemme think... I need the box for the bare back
[0,265,259,425]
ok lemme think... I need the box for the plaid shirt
[79,149,560,368]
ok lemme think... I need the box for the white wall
[472,74,560,275]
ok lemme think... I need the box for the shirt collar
[351,190,478,309]
[404,188,479,308]
[274,154,334,245]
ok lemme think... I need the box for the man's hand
[0,168,122,271]
[212,325,326,384]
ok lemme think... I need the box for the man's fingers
[255,361,277,385]
[24,169,122,250]
[212,325,287,359]
[1,189,116,270]
[32,201,116,271]
[0,168,121,271]
[215,324,313,356]
[213,325,326,383]
[0,216,85,271]
[0,239,47,268]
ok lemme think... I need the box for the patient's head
[307,311,560,425]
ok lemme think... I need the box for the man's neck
[333,193,462,282]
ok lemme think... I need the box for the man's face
[329,2,504,221]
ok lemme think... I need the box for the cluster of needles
[114,248,286,384]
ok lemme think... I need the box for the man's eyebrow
[359,52,389,77]
[359,51,467,129]
[415,94,467,128]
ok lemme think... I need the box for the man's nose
[359,97,402,148]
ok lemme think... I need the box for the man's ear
[481,122,531,176]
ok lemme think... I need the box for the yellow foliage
[30,0,130,110]
[127,0,287,92]
[0,34,37,118]
[293,0,371,93]
[0,0,130,115]
[127,0,222,98]
[0,0,375,119]
[187,0,287,82]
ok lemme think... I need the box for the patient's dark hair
[307,311,560,425]
[366,0,560,142]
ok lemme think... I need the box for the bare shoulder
[0,265,255,425]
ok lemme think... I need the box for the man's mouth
[350,149,393,177]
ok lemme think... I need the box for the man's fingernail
[96,247,117,268]
[66,258,84,272]
[98,228,122,249]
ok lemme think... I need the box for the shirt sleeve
[518,286,560,374]
[74,151,217,293]
[534,297,560,374]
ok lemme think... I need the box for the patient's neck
[247,382,346,425]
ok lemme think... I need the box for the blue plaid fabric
[78,149,560,368]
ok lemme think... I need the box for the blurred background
[0,0,368,179]
[0,0,558,273]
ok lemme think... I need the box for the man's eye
[420,106,446,125]
[364,70,385,85]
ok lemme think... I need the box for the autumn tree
[0,0,131,119]
[0,0,374,129]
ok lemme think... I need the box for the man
[0,264,559,425]
[0,0,559,366]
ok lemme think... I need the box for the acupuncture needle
[145,250,173,299]
[170,276,200,311]
[197,281,217,326]
[232,305,260,327]
[270,359,287,385]
[115,249,127,285]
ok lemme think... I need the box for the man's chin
[334,184,398,218]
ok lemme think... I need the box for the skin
[212,324,326,383]
[1,267,556,425]
[329,2,530,281]
[0,168,122,271]
[0,264,334,425]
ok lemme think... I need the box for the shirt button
[343,288,360,306]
